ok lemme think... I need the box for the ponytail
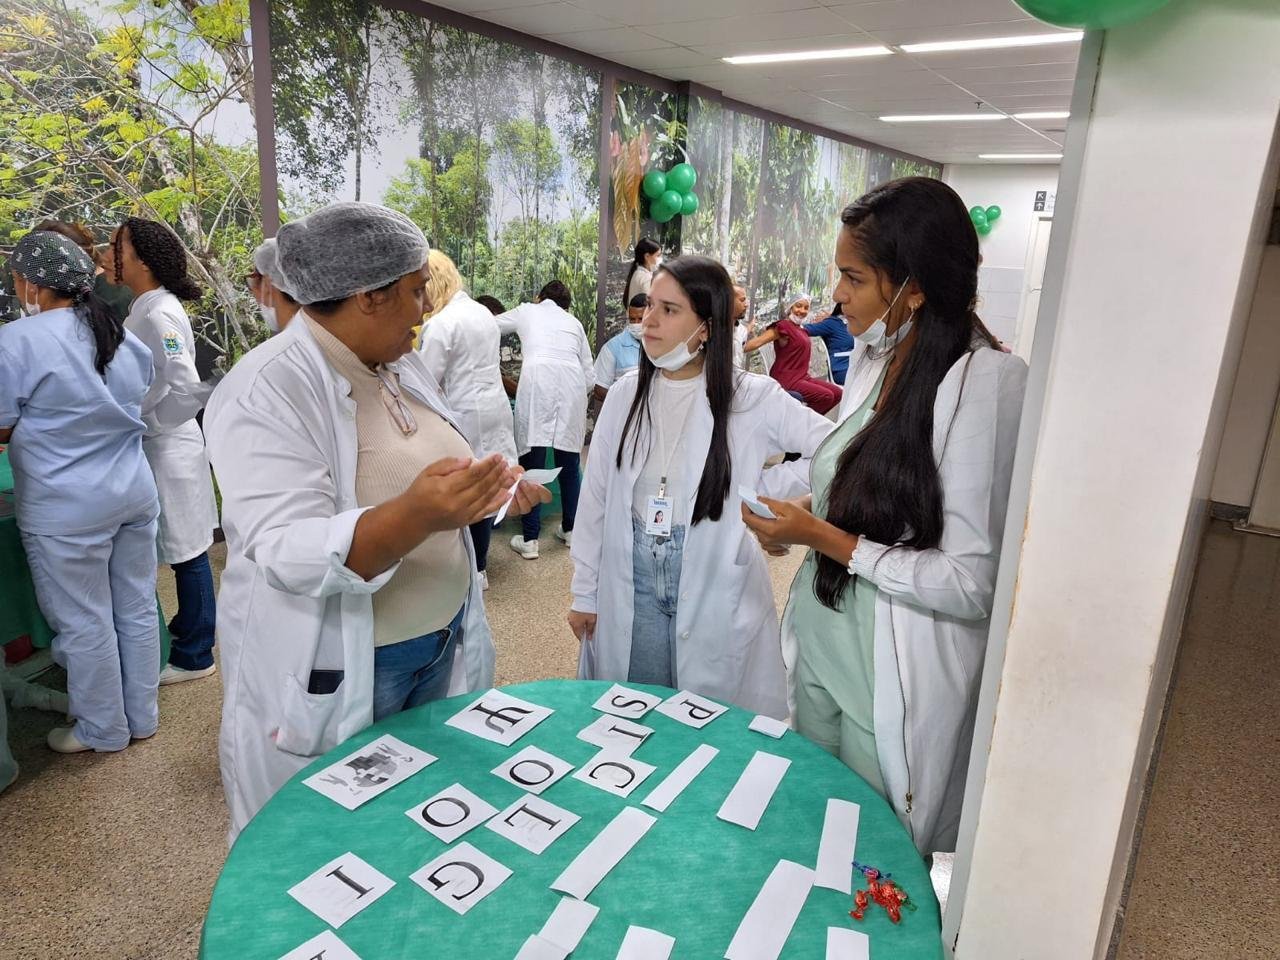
[74,289,127,376]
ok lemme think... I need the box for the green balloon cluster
[1013,0,1170,29]
[970,204,1002,238]
[642,162,699,224]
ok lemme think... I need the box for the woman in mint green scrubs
[742,177,1028,855]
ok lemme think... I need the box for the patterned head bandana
[8,230,96,297]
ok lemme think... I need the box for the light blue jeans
[0,661,16,793]
[371,606,463,722]
[627,516,686,687]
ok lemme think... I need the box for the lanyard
[652,380,693,500]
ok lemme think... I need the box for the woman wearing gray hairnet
[248,237,301,334]
[205,202,549,840]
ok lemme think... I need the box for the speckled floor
[1113,520,1280,959]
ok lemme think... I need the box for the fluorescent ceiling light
[880,113,1004,123]
[1014,111,1070,120]
[723,45,891,65]
[979,153,1063,160]
[901,32,1083,54]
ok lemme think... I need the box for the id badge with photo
[645,496,673,537]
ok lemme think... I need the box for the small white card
[486,794,580,854]
[494,468,563,523]
[572,750,657,798]
[514,935,566,960]
[302,735,436,811]
[444,689,553,746]
[814,799,862,894]
[717,751,791,830]
[643,495,673,536]
[279,930,363,960]
[577,715,654,756]
[539,897,600,954]
[654,690,727,729]
[826,927,870,960]
[551,806,656,900]
[641,743,719,813]
[411,841,512,916]
[748,715,789,739]
[492,745,575,795]
[724,860,814,960]
[405,783,498,844]
[617,926,675,960]
[287,853,394,929]
[737,485,777,520]
[591,683,664,719]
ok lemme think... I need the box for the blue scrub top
[0,306,158,535]
[803,315,854,384]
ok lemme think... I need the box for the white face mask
[647,322,705,372]
[16,278,41,317]
[853,278,913,353]
[258,303,279,333]
[627,323,644,338]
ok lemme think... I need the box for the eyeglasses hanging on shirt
[375,366,418,437]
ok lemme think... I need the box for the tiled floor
[1112,520,1280,959]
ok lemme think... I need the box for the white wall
[943,163,1060,344]
[1211,243,1280,507]
[954,2,1280,958]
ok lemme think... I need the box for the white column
[953,1,1280,957]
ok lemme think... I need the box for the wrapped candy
[849,861,918,926]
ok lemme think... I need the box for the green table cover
[201,680,942,959]
[0,449,170,661]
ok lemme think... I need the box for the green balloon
[985,205,1002,222]
[971,212,988,228]
[642,170,667,200]
[680,191,699,216]
[666,162,697,194]
[976,221,993,236]
[1012,0,1170,29]
[652,201,678,224]
[657,189,683,215]
[969,206,986,221]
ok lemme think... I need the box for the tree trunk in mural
[745,120,772,323]
[412,21,441,246]
[716,111,735,266]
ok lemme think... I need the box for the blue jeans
[168,551,216,671]
[519,447,581,541]
[372,606,463,722]
[627,516,686,688]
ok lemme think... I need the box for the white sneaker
[47,725,92,754]
[479,570,490,591]
[555,526,572,546]
[509,535,539,560]
[159,663,217,686]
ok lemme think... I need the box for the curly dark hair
[116,216,203,301]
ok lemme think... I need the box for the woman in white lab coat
[742,177,1028,855]
[205,203,545,840]
[496,282,595,559]
[1,231,160,754]
[104,217,220,685]
[568,256,833,718]
[419,250,517,589]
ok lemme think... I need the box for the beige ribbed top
[307,316,472,646]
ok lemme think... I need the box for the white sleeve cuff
[847,537,889,578]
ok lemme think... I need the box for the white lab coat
[782,341,1028,853]
[125,288,218,564]
[496,300,594,455]
[204,316,496,841]
[571,370,834,718]
[419,290,517,463]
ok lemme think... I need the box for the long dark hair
[815,176,998,609]
[116,217,203,301]
[77,289,127,376]
[623,237,660,302]
[616,255,735,525]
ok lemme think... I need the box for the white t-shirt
[631,371,705,523]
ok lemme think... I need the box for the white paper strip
[592,683,663,719]
[724,860,814,960]
[748,715,789,739]
[279,930,363,960]
[617,926,675,960]
[513,935,566,960]
[825,927,870,960]
[550,806,656,900]
[539,896,600,953]
[640,744,718,813]
[717,751,791,830]
[814,799,861,894]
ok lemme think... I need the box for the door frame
[1014,214,1056,359]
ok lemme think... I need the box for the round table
[201,680,942,959]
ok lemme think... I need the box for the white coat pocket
[274,672,343,758]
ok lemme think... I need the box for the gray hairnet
[251,238,295,297]
[276,202,430,305]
